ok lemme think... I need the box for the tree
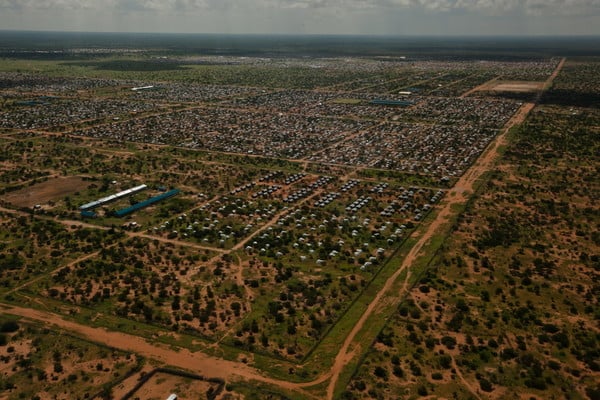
[231,302,241,317]
[171,296,181,311]
[374,366,388,380]
[441,336,457,350]
[53,362,63,373]
[479,378,494,392]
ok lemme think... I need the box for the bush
[393,365,404,378]
[439,354,452,369]
[374,366,388,380]
[525,377,547,390]
[479,378,494,392]
[441,336,457,350]
[501,348,518,360]
[0,320,19,333]
[53,362,63,373]
[586,386,600,400]
[354,380,366,391]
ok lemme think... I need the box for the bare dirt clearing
[0,321,139,400]
[488,81,545,92]
[123,371,220,400]
[462,79,544,97]
[3,176,87,208]
[0,304,310,394]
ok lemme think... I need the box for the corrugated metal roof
[115,189,180,217]
[79,184,148,210]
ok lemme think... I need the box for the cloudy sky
[0,0,598,35]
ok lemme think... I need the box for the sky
[0,0,599,36]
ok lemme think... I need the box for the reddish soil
[0,100,547,400]
[325,57,566,399]
[124,371,218,400]
[489,82,545,92]
[0,304,316,397]
[461,58,564,98]
[451,356,483,400]
[464,80,544,96]
[461,77,499,98]
[323,56,570,396]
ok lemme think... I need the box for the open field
[488,81,545,92]
[3,176,86,208]
[0,37,598,400]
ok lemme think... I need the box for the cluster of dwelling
[0,73,128,94]
[229,89,414,120]
[0,96,159,130]
[234,179,443,271]
[56,82,519,178]
[130,82,256,103]
[79,183,179,218]
[136,170,444,269]
[72,106,372,159]
[2,66,532,181]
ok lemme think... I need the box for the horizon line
[1,29,599,39]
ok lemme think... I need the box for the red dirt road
[0,303,319,398]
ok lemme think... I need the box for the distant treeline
[1,31,600,59]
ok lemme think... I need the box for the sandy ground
[461,77,499,98]
[0,331,133,400]
[462,58,565,98]
[125,371,217,400]
[0,304,318,398]
[462,79,543,97]
[111,365,156,399]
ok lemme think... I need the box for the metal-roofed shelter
[79,184,148,211]
[114,189,180,217]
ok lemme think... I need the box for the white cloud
[410,0,600,16]
[0,0,598,36]
[1,0,599,15]
[0,0,94,10]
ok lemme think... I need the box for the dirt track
[0,303,320,397]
